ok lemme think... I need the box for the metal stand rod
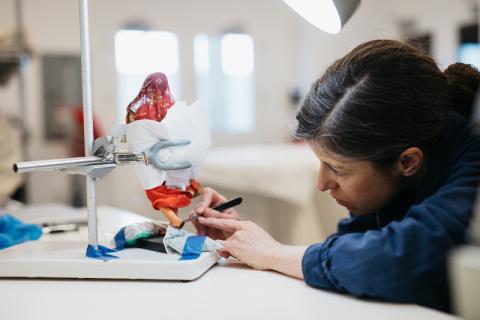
[15,0,30,202]
[79,0,98,247]
[15,0,27,157]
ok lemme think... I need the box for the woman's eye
[331,167,345,176]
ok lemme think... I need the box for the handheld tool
[178,197,243,229]
[135,197,243,253]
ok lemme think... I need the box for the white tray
[0,241,218,280]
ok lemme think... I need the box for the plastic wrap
[125,72,210,224]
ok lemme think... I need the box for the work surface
[0,205,458,320]
[0,260,458,320]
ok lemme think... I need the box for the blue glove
[0,214,42,250]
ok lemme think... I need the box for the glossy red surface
[125,72,174,124]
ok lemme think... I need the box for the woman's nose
[317,164,337,191]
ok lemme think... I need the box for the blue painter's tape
[180,235,206,260]
[86,244,119,261]
[98,245,117,253]
[114,227,126,250]
[113,227,127,250]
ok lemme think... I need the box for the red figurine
[126,72,201,227]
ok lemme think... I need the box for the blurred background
[0,0,478,245]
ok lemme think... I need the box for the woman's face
[310,142,403,215]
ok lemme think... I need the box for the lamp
[283,0,360,34]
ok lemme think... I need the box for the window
[458,43,480,69]
[114,30,179,122]
[458,24,480,69]
[194,33,255,133]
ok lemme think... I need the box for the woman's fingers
[189,209,207,235]
[198,216,242,233]
[219,251,231,258]
[191,215,229,240]
[202,208,240,220]
[216,240,232,258]
[212,221,282,271]
[189,207,239,235]
[192,218,207,236]
[188,188,242,239]
[196,188,227,213]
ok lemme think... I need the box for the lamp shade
[284,0,360,34]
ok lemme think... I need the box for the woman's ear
[397,147,424,177]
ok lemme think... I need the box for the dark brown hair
[295,39,480,168]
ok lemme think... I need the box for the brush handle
[212,197,243,212]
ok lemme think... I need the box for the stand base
[0,241,218,280]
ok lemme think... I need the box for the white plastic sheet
[126,99,211,190]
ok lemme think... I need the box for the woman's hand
[193,187,307,279]
[190,187,240,240]
[198,217,282,270]
[199,217,307,278]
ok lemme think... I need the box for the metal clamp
[12,136,193,179]
[145,139,192,170]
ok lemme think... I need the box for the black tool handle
[212,197,243,212]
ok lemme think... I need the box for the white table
[0,260,458,320]
[0,206,459,320]
[198,143,348,245]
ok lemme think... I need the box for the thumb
[216,239,232,253]
[216,240,237,259]
[216,239,231,257]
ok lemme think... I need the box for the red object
[72,106,103,157]
[126,72,201,211]
[126,72,174,124]
[145,180,201,211]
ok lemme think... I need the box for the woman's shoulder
[444,111,480,168]
[421,111,479,193]
[446,109,479,139]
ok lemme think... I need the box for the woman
[191,39,480,312]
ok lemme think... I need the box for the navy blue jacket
[302,111,480,312]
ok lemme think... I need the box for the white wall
[0,0,478,216]
[293,0,479,93]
